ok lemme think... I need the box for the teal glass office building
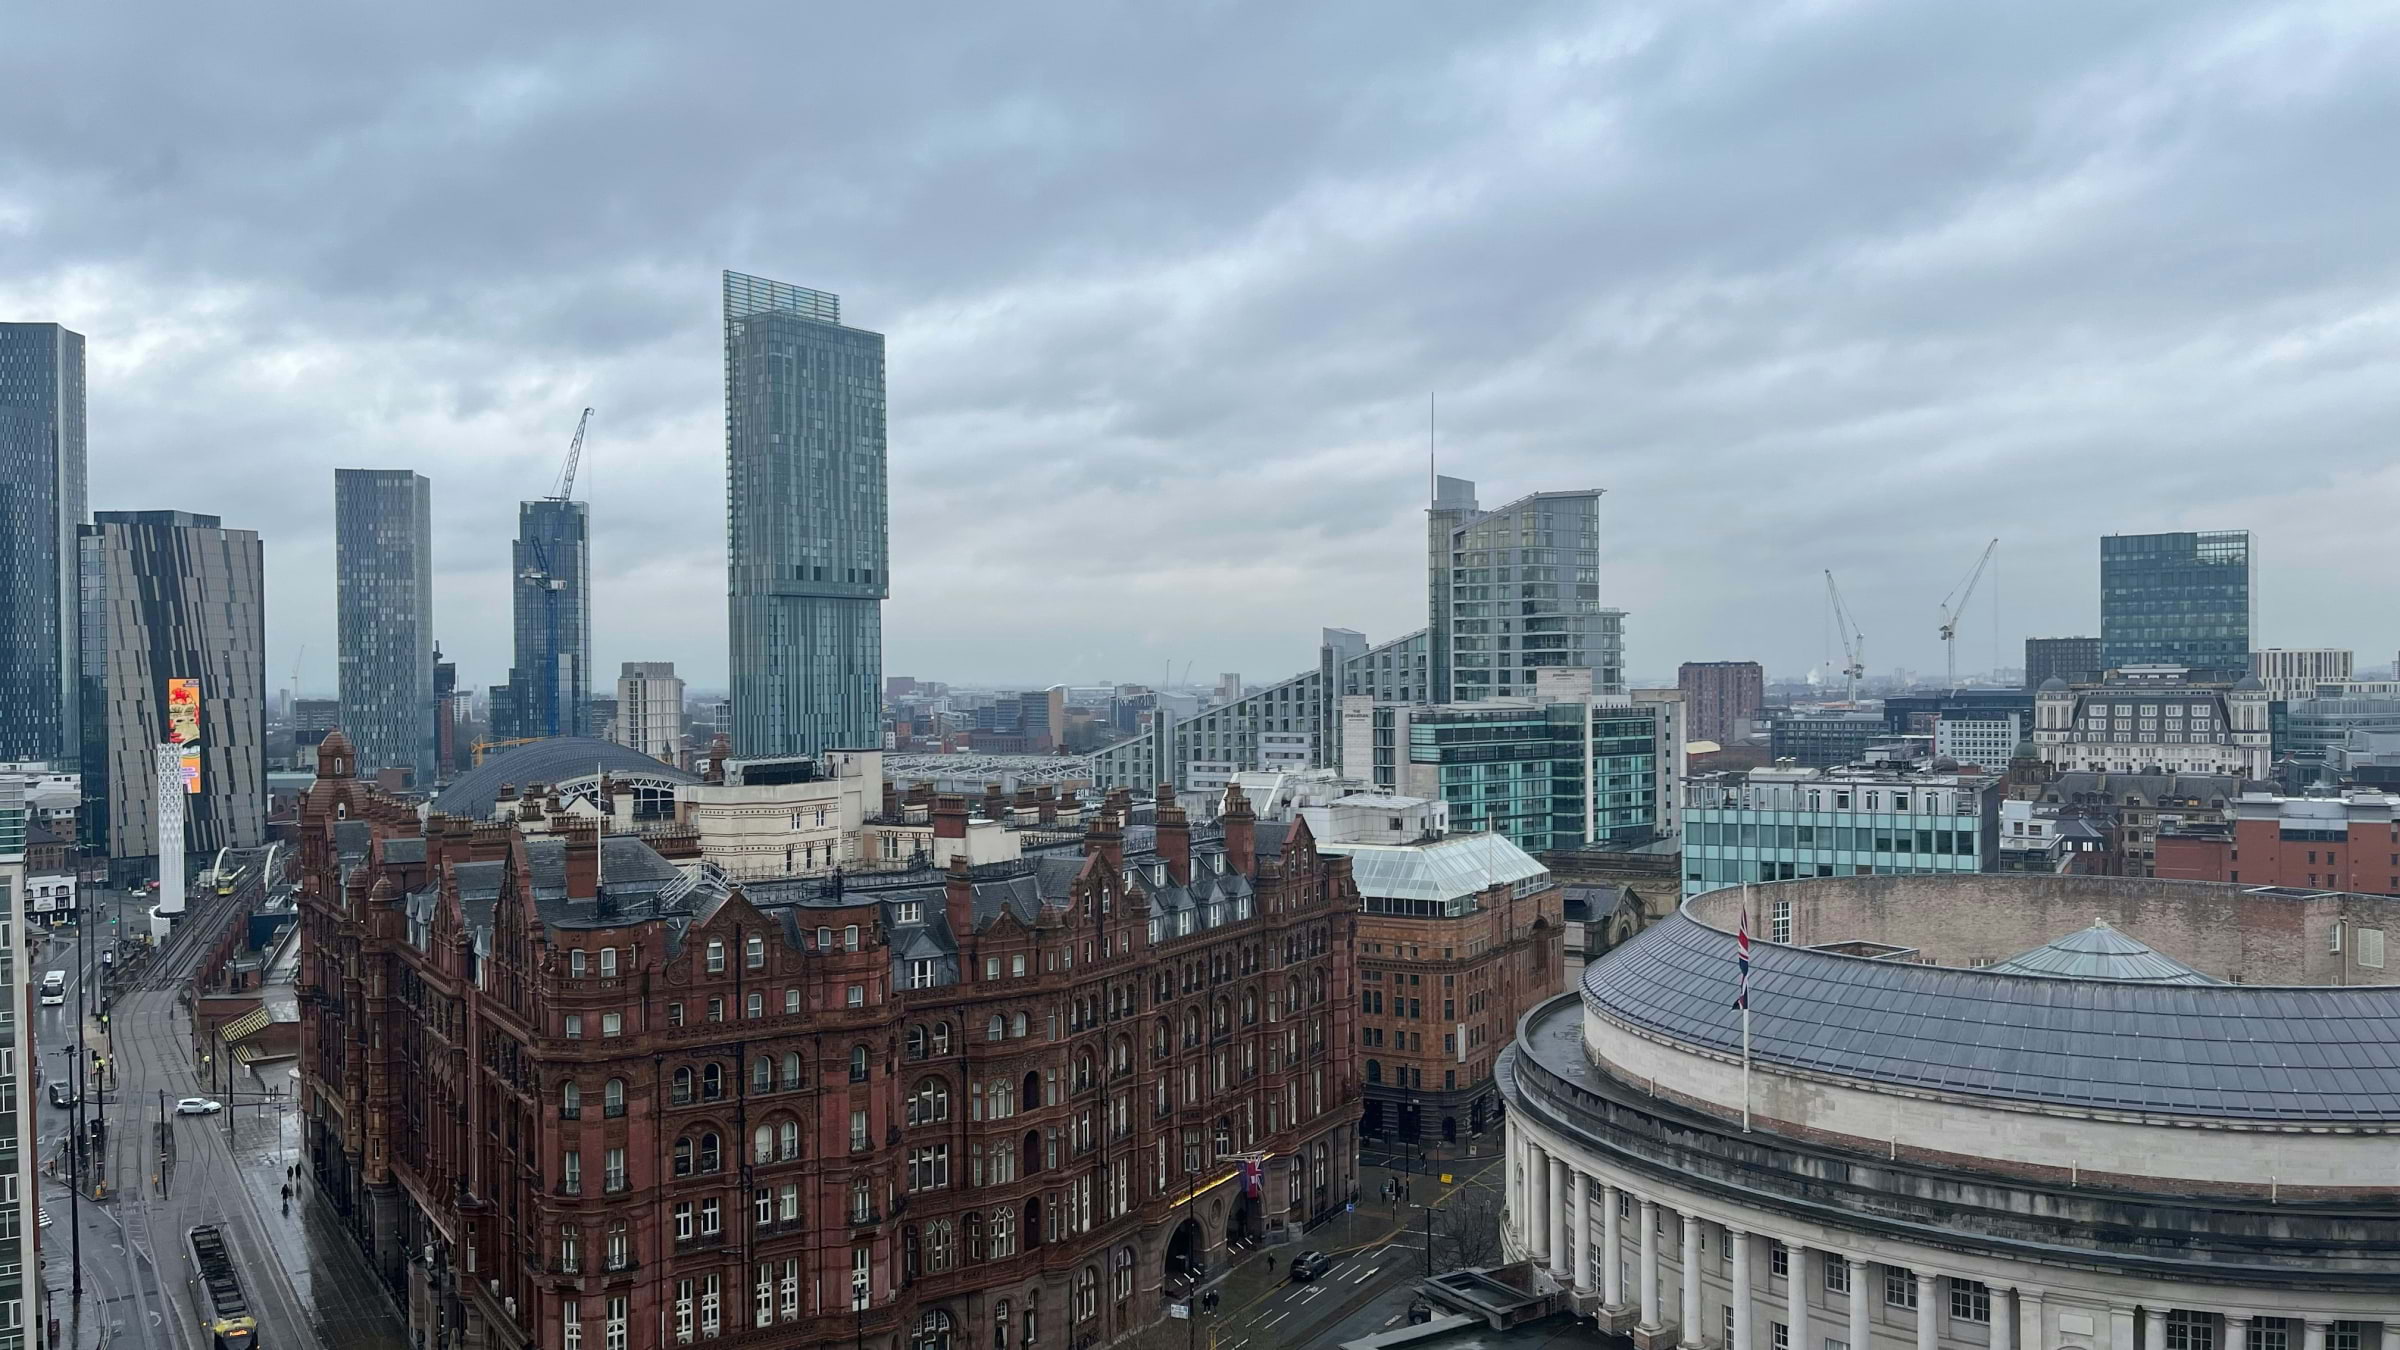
[1681,770,1996,897]
[724,272,887,758]
[1367,701,1664,854]
[2100,530,2254,676]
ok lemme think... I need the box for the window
[707,940,726,973]
[988,1014,1005,1041]
[851,1045,871,1083]
[897,901,922,925]
[753,1056,772,1093]
[1947,1279,1989,1323]
[565,1300,582,1350]
[606,1224,630,1271]
[570,949,587,977]
[600,1012,621,1038]
[1823,1254,1849,1294]
[908,1144,950,1191]
[675,1201,695,1242]
[817,926,834,950]
[1771,899,1792,945]
[559,1226,581,1272]
[1884,1268,1917,1309]
[2165,1311,2216,1350]
[746,991,764,1018]
[845,925,860,951]
[560,1080,582,1118]
[1771,1243,1789,1279]
[910,959,940,989]
[667,1001,685,1027]
[909,1077,952,1125]
[604,1148,627,1193]
[848,985,865,1008]
[701,1197,722,1236]
[782,1051,805,1090]
[852,1247,872,1310]
[562,1150,582,1195]
[604,1077,626,1117]
[990,1205,1018,1258]
[2251,1320,2291,1350]
[785,987,801,1014]
[599,946,618,976]
[606,1297,628,1350]
[852,1108,871,1152]
[746,935,766,969]
[852,1180,875,1223]
[709,996,725,1022]
[703,1062,724,1100]
[565,1013,583,1039]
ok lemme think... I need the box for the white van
[38,971,65,1006]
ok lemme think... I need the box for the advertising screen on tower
[180,752,201,794]
[165,677,201,747]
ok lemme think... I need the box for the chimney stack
[1223,783,1257,878]
[1036,785,1058,825]
[1086,805,1125,873]
[1155,783,1190,885]
[564,824,601,900]
[881,779,901,820]
[945,855,977,957]
[933,795,970,841]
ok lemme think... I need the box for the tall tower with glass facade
[335,469,436,784]
[497,497,591,740]
[723,271,887,757]
[2099,530,2254,678]
[1427,480,1621,702]
[0,322,87,764]
[78,511,266,876]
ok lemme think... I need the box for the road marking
[1353,1268,1374,1283]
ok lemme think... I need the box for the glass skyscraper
[335,469,435,784]
[78,511,266,876]
[1427,478,1621,703]
[497,497,591,740]
[724,271,887,757]
[0,323,87,764]
[2100,530,2254,677]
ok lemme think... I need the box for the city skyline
[9,7,2400,693]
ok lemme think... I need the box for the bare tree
[1432,1186,1508,1270]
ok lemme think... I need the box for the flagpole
[1740,884,1753,1134]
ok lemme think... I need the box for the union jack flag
[1734,907,1752,1011]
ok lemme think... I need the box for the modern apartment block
[1676,660,1762,744]
[1933,714,2023,771]
[614,661,686,765]
[1766,711,1889,768]
[77,511,266,878]
[334,469,435,784]
[2023,636,2102,690]
[1679,764,1999,897]
[1089,628,1427,791]
[1428,476,1621,703]
[2250,648,2354,703]
[497,497,592,740]
[1337,674,1683,855]
[2100,531,2254,677]
[725,271,887,758]
[0,322,87,764]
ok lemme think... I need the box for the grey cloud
[5,1,2398,691]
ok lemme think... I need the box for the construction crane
[548,407,595,502]
[1938,538,1999,689]
[1824,571,1866,705]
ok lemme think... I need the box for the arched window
[1011,1012,1028,1038]
[850,1044,871,1083]
[1023,1197,1043,1249]
[907,1025,928,1060]
[673,1067,695,1104]
[702,1063,724,1100]
[1074,1267,1098,1321]
[926,1220,954,1274]
[1154,1018,1171,1056]
[1312,969,1328,1005]
[988,1079,1015,1120]
[1213,997,1230,1034]
[992,1300,1009,1349]
[780,1119,800,1160]
[1111,1036,1131,1075]
[912,1309,953,1350]
[699,1132,721,1173]
[1022,1129,1042,1178]
[908,1077,951,1126]
[1073,1051,1095,1092]
[674,1136,694,1176]
[931,1021,951,1055]
[991,1207,1017,1258]
[1113,1246,1135,1302]
[1240,989,1256,1024]
[569,949,587,977]
[1182,1009,1200,1046]
[966,1211,986,1262]
[781,1052,804,1090]
[987,1014,1005,1042]
[1366,1059,1381,1085]
[603,1077,625,1117]
[560,1080,581,1118]
[850,1179,873,1223]
[1022,1070,1041,1110]
[752,1056,772,1093]
[754,1124,775,1165]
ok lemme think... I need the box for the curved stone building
[1499,874,2400,1350]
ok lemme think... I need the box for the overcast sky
[7,3,2398,695]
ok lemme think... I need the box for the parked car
[1289,1250,1333,1283]
[174,1097,222,1115]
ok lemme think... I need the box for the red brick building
[2154,791,2400,895]
[298,737,1361,1350]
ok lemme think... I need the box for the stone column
[1680,1211,1704,1349]
[1573,1171,1595,1294]
[2017,1289,2045,1350]
[1731,1229,1753,1350]
[1638,1199,1662,1332]
[2109,1304,2137,1350]
[1603,1184,1626,1310]
[2374,1319,2395,1350]
[2304,1321,2331,1350]
[2144,1308,2167,1350]
[2225,1317,2247,1350]
[1914,1271,1938,1350]
[1785,1245,1809,1350]
[1550,1157,1572,1281]
[1528,1144,1550,1259]
[1848,1260,1871,1350]
[1992,1288,2015,1350]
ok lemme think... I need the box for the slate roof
[430,736,697,819]
[1584,907,2400,1121]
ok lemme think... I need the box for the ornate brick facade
[299,740,1361,1350]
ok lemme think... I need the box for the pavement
[35,875,409,1350]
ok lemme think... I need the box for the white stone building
[1501,872,2400,1350]
[672,749,881,880]
[2032,667,2272,778]
[2250,648,2354,702]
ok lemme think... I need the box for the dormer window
[896,902,921,925]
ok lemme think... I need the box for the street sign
[1170,1305,1190,1321]
[1439,1173,1454,1184]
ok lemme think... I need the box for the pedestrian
[1266,1254,1276,1275]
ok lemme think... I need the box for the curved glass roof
[1584,910,2400,1121]
[1318,833,1546,903]
[432,735,698,820]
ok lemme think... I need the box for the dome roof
[2231,674,2266,692]
[2038,676,2070,692]
[1581,905,2400,1121]
[432,736,697,819]
[1986,919,2220,984]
